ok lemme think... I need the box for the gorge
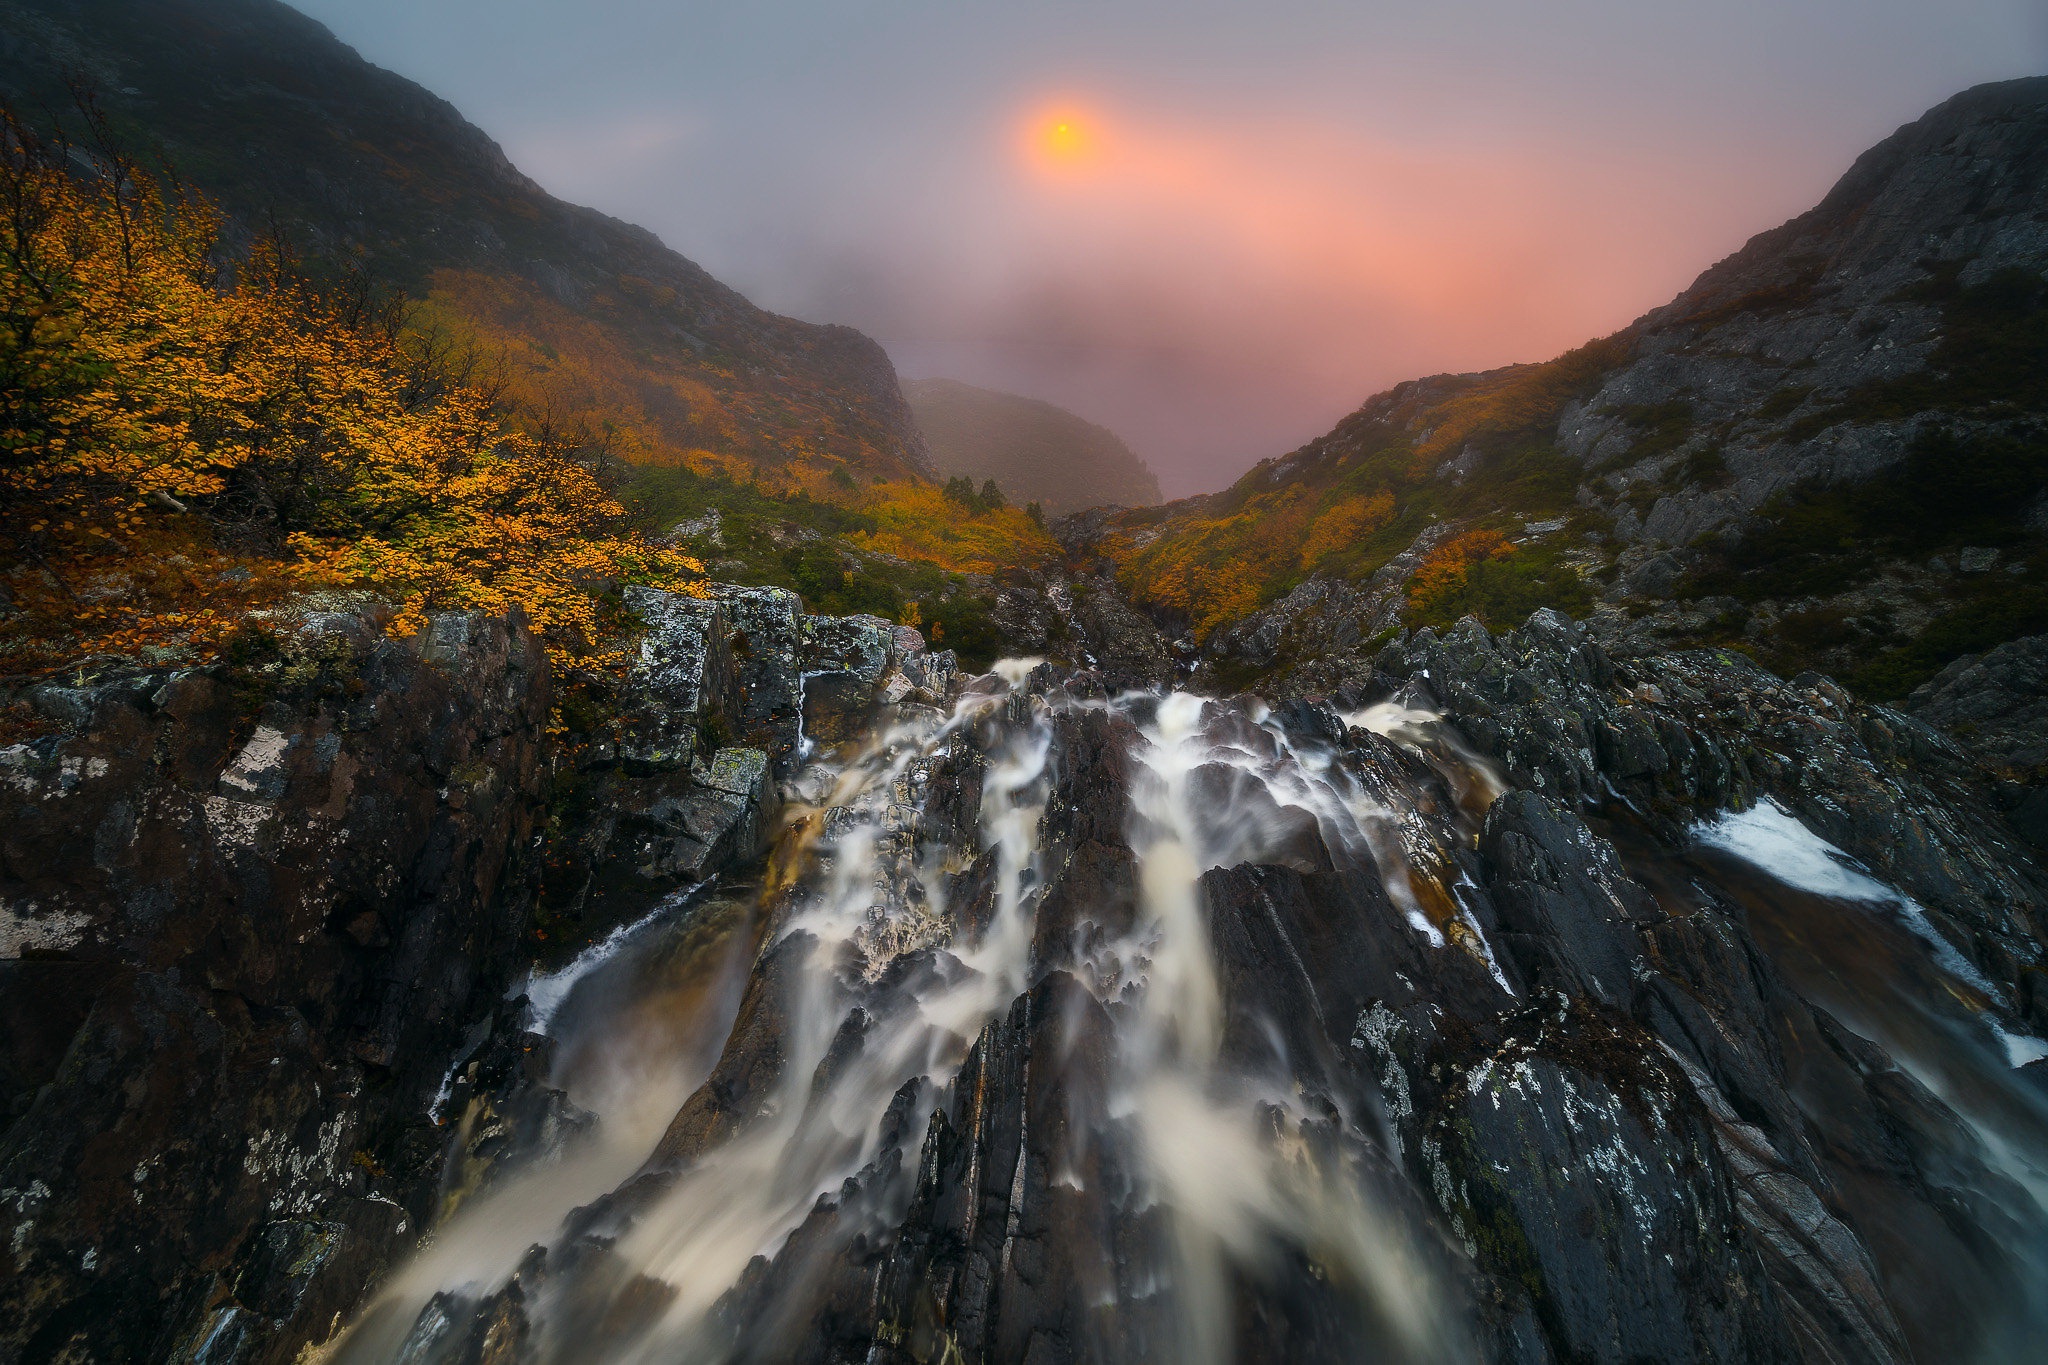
[2,5,2046,1363]
[5,585,2045,1363]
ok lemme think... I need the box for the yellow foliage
[1095,485,1318,639]
[845,481,1060,575]
[1407,336,1628,476]
[1407,528,1514,614]
[0,109,700,673]
[1299,489,1394,568]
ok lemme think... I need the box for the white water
[339,673,1529,1363]
[1693,798,2048,1068]
[608,691,1055,1356]
[1112,692,1475,1363]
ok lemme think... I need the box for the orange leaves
[844,480,1059,575]
[0,123,701,674]
[1092,485,1321,640]
[1299,488,1394,569]
[1405,335,1627,477]
[1407,527,1514,615]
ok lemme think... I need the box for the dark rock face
[987,571,1177,686]
[0,608,551,1363]
[1909,633,2048,848]
[711,586,806,776]
[0,580,949,1364]
[6,554,2045,1365]
[358,616,2048,1365]
[1357,611,2047,1029]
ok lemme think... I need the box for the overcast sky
[294,0,2047,497]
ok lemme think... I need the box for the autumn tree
[0,96,700,673]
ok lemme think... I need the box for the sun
[1043,114,1090,160]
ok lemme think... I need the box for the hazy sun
[1041,113,1092,161]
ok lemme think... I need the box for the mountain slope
[1080,76,2048,699]
[0,0,931,484]
[904,378,1162,514]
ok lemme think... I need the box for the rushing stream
[330,662,2048,1364]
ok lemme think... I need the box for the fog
[294,0,2046,496]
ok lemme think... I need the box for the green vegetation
[1590,400,1697,474]
[1783,263,2048,440]
[1847,578,2048,699]
[1406,538,1596,633]
[1675,418,2048,697]
[1756,385,1814,422]
[943,476,1008,513]
[621,465,1012,669]
[1685,425,2046,604]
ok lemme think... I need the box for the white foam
[1694,799,2048,1068]
[517,882,706,1035]
[1692,799,1901,904]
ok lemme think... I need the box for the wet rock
[1365,609,2048,1027]
[0,607,551,1363]
[798,613,897,745]
[1423,998,1791,1365]
[1480,792,1659,1009]
[435,1008,597,1223]
[617,586,734,772]
[709,584,804,775]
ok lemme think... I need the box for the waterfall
[328,661,2048,1365]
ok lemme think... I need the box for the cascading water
[329,661,2048,1365]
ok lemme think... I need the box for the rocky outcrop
[1195,522,1461,691]
[378,625,2048,1365]
[1353,610,2048,1028]
[987,570,1177,686]
[0,606,552,1363]
[1909,633,2048,848]
[0,578,958,1364]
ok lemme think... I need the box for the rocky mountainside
[5,563,2045,1363]
[0,588,959,1361]
[0,0,931,482]
[246,611,2048,1365]
[905,379,1163,515]
[1084,76,2048,705]
[5,56,2048,1365]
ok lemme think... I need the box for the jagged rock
[796,613,897,746]
[1480,791,1660,1008]
[1909,633,2048,848]
[0,606,551,1362]
[1362,609,2048,1027]
[639,747,773,884]
[434,1007,598,1224]
[617,586,734,772]
[709,585,805,775]
[1196,522,1459,693]
[978,569,1174,685]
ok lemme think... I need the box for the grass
[1407,537,1596,633]
[619,465,1016,669]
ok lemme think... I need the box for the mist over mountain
[1083,76,2048,713]
[904,378,1162,515]
[0,0,931,483]
[4,9,2048,1365]
[294,0,2045,500]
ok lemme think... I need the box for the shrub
[0,101,700,671]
